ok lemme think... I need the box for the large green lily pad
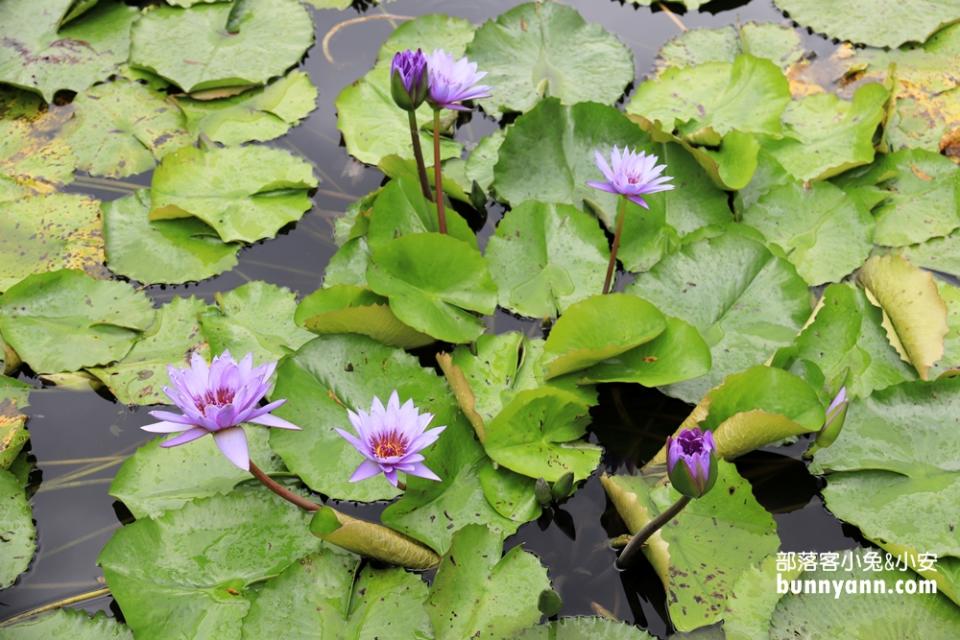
[0,0,138,101]
[366,177,476,251]
[0,101,75,201]
[628,226,811,402]
[130,0,314,93]
[0,610,133,640]
[0,468,34,589]
[149,145,317,244]
[656,23,804,72]
[0,269,155,374]
[518,618,655,639]
[772,0,960,48]
[99,487,322,640]
[87,296,210,405]
[103,189,240,285]
[0,193,106,292]
[62,79,191,178]
[486,202,609,319]
[466,2,633,115]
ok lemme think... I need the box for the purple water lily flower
[336,391,445,487]
[141,351,300,471]
[589,146,675,208]
[425,48,491,111]
[666,427,718,499]
[391,48,429,111]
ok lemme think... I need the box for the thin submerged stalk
[602,196,628,294]
[616,494,691,569]
[407,110,433,201]
[432,109,447,234]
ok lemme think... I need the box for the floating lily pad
[178,70,317,145]
[295,285,433,349]
[110,426,283,519]
[0,0,138,101]
[0,193,106,292]
[0,609,132,640]
[0,391,29,470]
[466,2,633,115]
[130,0,314,93]
[602,462,779,632]
[493,98,653,228]
[99,487,322,640]
[87,296,210,405]
[426,524,551,640]
[465,129,505,193]
[0,269,155,374]
[900,232,960,279]
[518,618,655,639]
[366,233,497,344]
[0,105,75,201]
[149,145,317,243]
[367,177,476,251]
[838,148,960,248]
[772,0,960,48]
[656,23,804,72]
[199,281,314,365]
[741,180,874,285]
[628,226,811,402]
[0,468,33,589]
[859,254,949,380]
[933,281,960,377]
[483,387,600,482]
[103,190,240,285]
[813,377,960,557]
[62,79,191,178]
[486,201,609,319]
[764,83,888,182]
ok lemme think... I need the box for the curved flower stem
[407,110,433,201]
[432,109,448,234]
[616,494,691,570]
[602,197,628,294]
[249,461,319,512]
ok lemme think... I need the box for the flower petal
[142,420,193,433]
[160,427,208,447]
[350,459,384,483]
[213,428,250,471]
[406,463,441,482]
[247,413,301,430]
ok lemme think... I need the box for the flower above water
[336,391,445,487]
[425,48,491,111]
[816,386,849,449]
[666,427,718,499]
[141,352,300,471]
[390,48,429,111]
[588,146,675,208]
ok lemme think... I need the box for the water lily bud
[534,478,553,507]
[666,427,718,499]
[815,386,848,449]
[390,49,429,111]
[551,472,574,501]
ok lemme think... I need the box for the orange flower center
[371,430,408,459]
[199,387,235,408]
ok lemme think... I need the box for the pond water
[2,0,862,635]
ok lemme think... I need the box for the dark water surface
[2,0,860,635]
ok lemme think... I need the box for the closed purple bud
[391,49,429,111]
[816,386,848,448]
[666,427,718,499]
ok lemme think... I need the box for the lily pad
[741,180,874,285]
[87,296,210,405]
[99,487,322,640]
[367,177,476,251]
[149,145,317,244]
[0,610,132,640]
[366,233,497,344]
[763,83,888,182]
[811,377,960,558]
[130,0,314,93]
[0,193,106,292]
[0,269,155,374]
[0,468,34,589]
[295,285,433,349]
[485,201,609,319]
[426,524,551,640]
[178,70,317,145]
[859,254,949,380]
[656,23,804,72]
[838,148,960,248]
[627,226,811,402]
[484,387,600,482]
[62,79,192,178]
[199,281,314,365]
[602,462,779,632]
[772,0,960,48]
[0,0,138,101]
[518,618,655,639]
[900,232,960,279]
[0,103,75,201]
[103,189,241,285]
[466,2,633,115]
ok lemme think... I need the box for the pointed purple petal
[350,459,384,483]
[142,420,193,433]
[160,427,208,447]
[213,428,250,471]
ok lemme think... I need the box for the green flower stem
[432,109,448,234]
[407,110,433,201]
[616,494,691,570]
[249,460,319,512]
[602,197,628,294]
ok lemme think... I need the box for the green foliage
[0,468,34,588]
